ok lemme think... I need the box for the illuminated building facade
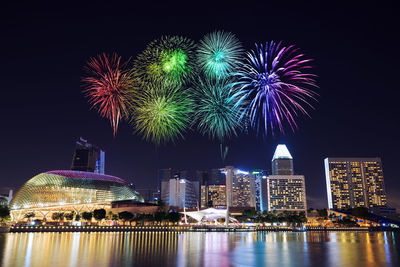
[253,170,268,211]
[10,170,143,220]
[200,185,226,208]
[161,178,199,208]
[71,137,105,174]
[272,144,294,175]
[224,167,256,208]
[267,175,307,211]
[324,158,387,210]
[265,144,307,212]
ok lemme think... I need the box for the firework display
[197,31,244,78]
[82,53,132,136]
[130,82,192,144]
[237,42,317,135]
[132,36,197,87]
[83,33,317,143]
[193,78,246,141]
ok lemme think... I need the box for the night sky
[1,2,399,209]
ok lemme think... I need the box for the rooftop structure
[272,144,294,175]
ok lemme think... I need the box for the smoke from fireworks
[131,82,192,145]
[237,41,317,135]
[197,31,244,78]
[82,53,132,136]
[132,36,197,87]
[193,78,246,141]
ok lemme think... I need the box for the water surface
[0,231,399,266]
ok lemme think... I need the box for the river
[0,231,399,266]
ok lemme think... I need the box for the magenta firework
[237,41,317,135]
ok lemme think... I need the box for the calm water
[0,231,399,267]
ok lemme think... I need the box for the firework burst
[131,82,192,145]
[132,36,197,87]
[237,41,317,135]
[193,78,246,141]
[82,53,132,136]
[197,31,244,78]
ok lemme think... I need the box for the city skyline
[1,2,399,212]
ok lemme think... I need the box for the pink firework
[82,53,131,136]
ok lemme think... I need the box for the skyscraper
[253,170,268,211]
[224,166,256,208]
[200,185,226,208]
[161,178,199,208]
[196,170,209,185]
[266,145,307,212]
[267,175,307,211]
[210,168,226,185]
[155,168,173,202]
[71,137,105,174]
[271,144,294,175]
[324,158,387,210]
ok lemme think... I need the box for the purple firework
[237,41,317,135]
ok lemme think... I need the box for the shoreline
[2,226,397,233]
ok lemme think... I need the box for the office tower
[266,144,307,212]
[267,175,307,211]
[210,168,226,185]
[253,170,268,211]
[224,166,256,208]
[196,170,209,185]
[71,137,105,174]
[156,168,173,202]
[161,178,200,208]
[272,144,293,175]
[200,185,226,208]
[324,158,387,210]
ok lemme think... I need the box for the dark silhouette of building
[71,137,105,174]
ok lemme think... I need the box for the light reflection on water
[0,231,399,267]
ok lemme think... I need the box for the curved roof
[10,170,143,210]
[45,170,128,185]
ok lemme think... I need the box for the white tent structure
[181,208,237,224]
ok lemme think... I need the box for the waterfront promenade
[4,225,394,233]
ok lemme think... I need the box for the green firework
[131,82,193,145]
[132,36,196,87]
[193,78,246,141]
[197,31,244,78]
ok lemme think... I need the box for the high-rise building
[196,170,209,185]
[155,168,173,202]
[324,158,387,210]
[71,137,105,174]
[266,144,307,213]
[161,178,199,208]
[272,144,294,175]
[200,185,226,208]
[224,167,256,208]
[210,168,226,185]
[253,170,268,211]
[267,175,307,211]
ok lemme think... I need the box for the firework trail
[237,41,317,135]
[193,77,246,142]
[197,30,244,78]
[82,53,132,136]
[132,36,197,87]
[130,81,193,145]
